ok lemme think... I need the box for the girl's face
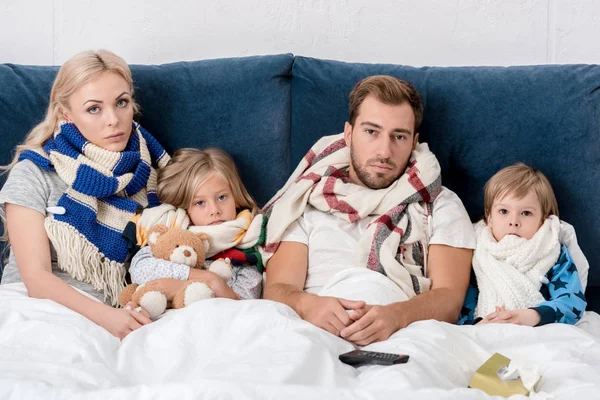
[62,71,134,152]
[188,174,237,226]
[487,190,544,241]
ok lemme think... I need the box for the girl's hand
[143,273,239,304]
[200,274,240,300]
[145,278,188,300]
[97,305,152,340]
[189,269,240,300]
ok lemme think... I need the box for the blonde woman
[0,50,170,339]
[126,148,265,311]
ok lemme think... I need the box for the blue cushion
[1,54,598,311]
[291,56,600,292]
[0,64,59,173]
[131,54,294,206]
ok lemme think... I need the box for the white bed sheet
[1,282,599,400]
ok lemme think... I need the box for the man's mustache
[367,158,396,168]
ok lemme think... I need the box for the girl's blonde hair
[2,49,139,171]
[483,162,559,223]
[157,148,259,216]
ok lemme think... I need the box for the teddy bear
[118,224,233,319]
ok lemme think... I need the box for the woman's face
[62,71,134,152]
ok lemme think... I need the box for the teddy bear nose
[183,250,191,257]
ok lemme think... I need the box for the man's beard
[350,145,402,189]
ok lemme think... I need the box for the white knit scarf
[473,216,561,318]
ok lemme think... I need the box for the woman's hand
[97,304,152,340]
[6,203,153,340]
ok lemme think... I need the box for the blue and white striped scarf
[19,121,170,305]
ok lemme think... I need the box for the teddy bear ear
[147,225,169,245]
[197,232,210,252]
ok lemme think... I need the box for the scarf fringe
[45,218,126,306]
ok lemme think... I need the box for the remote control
[339,349,410,366]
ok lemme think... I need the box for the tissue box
[469,353,541,397]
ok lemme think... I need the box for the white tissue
[529,391,555,400]
[499,359,541,391]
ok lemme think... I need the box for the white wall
[1,0,598,66]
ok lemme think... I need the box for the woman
[0,50,170,339]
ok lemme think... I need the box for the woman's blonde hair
[157,148,259,217]
[483,162,559,223]
[2,49,138,171]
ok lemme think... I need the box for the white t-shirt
[281,187,476,294]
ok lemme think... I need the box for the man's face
[344,95,419,189]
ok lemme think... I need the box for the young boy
[459,163,586,326]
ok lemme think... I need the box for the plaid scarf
[263,133,442,298]
[19,121,170,305]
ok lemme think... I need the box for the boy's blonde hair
[157,148,259,216]
[2,49,138,172]
[483,163,559,223]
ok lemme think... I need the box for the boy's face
[487,190,544,241]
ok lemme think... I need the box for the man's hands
[297,294,365,336]
[341,303,406,346]
[478,306,541,326]
[298,295,406,346]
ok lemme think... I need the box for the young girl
[0,50,168,339]
[127,148,265,304]
[460,163,586,326]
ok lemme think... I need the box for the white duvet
[1,281,599,400]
